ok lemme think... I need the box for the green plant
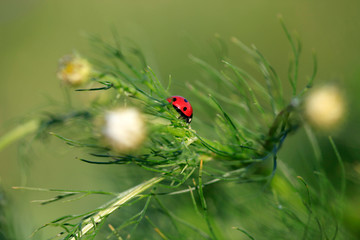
[0,18,352,240]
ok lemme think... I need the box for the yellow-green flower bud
[57,54,91,86]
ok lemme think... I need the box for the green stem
[328,136,346,212]
[198,160,218,240]
[304,124,326,205]
[69,176,164,239]
[0,119,40,152]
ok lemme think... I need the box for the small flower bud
[102,108,146,153]
[304,85,345,131]
[57,54,91,86]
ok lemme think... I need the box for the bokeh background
[1,0,360,239]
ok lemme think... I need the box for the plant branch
[69,176,164,239]
[0,119,40,151]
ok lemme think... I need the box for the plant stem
[70,176,164,239]
[328,136,346,213]
[0,119,40,152]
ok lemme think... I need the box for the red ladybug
[167,96,193,123]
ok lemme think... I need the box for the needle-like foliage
[0,20,352,240]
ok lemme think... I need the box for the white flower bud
[102,108,146,153]
[304,85,345,131]
[57,54,91,86]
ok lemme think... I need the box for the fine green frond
[209,95,245,144]
[278,14,301,96]
[299,50,318,97]
[145,216,170,240]
[50,132,107,149]
[328,136,346,208]
[232,227,255,240]
[197,159,218,240]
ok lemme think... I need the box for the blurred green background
[1,0,360,239]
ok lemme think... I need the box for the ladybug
[167,96,193,123]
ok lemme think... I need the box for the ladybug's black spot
[173,97,177,102]
[184,98,188,102]
[183,107,187,111]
